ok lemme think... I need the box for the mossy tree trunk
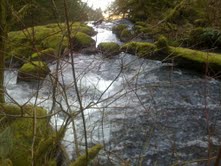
[0,0,6,103]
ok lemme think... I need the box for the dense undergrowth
[110,0,221,51]
[109,0,221,77]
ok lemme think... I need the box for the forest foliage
[109,0,221,50]
[8,0,103,30]
[109,0,221,27]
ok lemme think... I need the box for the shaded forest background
[8,0,103,30]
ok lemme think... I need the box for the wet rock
[120,29,134,42]
[31,48,56,63]
[17,61,50,82]
[112,24,128,38]
[98,42,120,57]
[71,32,96,51]
[80,46,98,55]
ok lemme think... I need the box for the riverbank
[110,21,221,78]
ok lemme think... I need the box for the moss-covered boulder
[120,29,134,42]
[112,24,128,37]
[98,42,120,56]
[0,103,68,166]
[17,61,50,82]
[71,32,96,51]
[5,46,33,67]
[31,48,56,63]
[71,23,97,36]
[121,42,157,58]
[6,22,96,67]
[41,34,68,51]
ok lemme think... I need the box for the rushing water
[4,20,221,165]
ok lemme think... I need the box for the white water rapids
[4,21,221,165]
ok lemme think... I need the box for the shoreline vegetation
[7,19,221,83]
[108,0,221,77]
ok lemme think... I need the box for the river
[4,20,221,165]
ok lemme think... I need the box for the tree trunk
[0,0,6,103]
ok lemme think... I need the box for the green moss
[121,42,157,57]
[0,103,23,120]
[120,29,133,42]
[6,46,33,64]
[169,46,221,65]
[98,42,120,56]
[31,48,56,62]
[29,26,56,42]
[112,24,128,37]
[122,40,221,74]
[0,104,48,165]
[71,32,95,50]
[35,127,66,164]
[18,61,50,82]
[6,31,33,64]
[42,34,68,51]
[6,22,95,66]
[0,104,68,166]
[8,31,29,44]
[19,61,49,74]
[45,22,96,36]
[71,25,96,36]
[155,35,169,49]
[70,144,103,166]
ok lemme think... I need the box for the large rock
[0,103,69,165]
[98,42,120,57]
[6,22,96,67]
[80,46,98,55]
[31,48,56,63]
[120,29,134,42]
[17,61,50,82]
[71,24,97,36]
[121,42,157,57]
[112,24,128,37]
[71,32,96,51]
